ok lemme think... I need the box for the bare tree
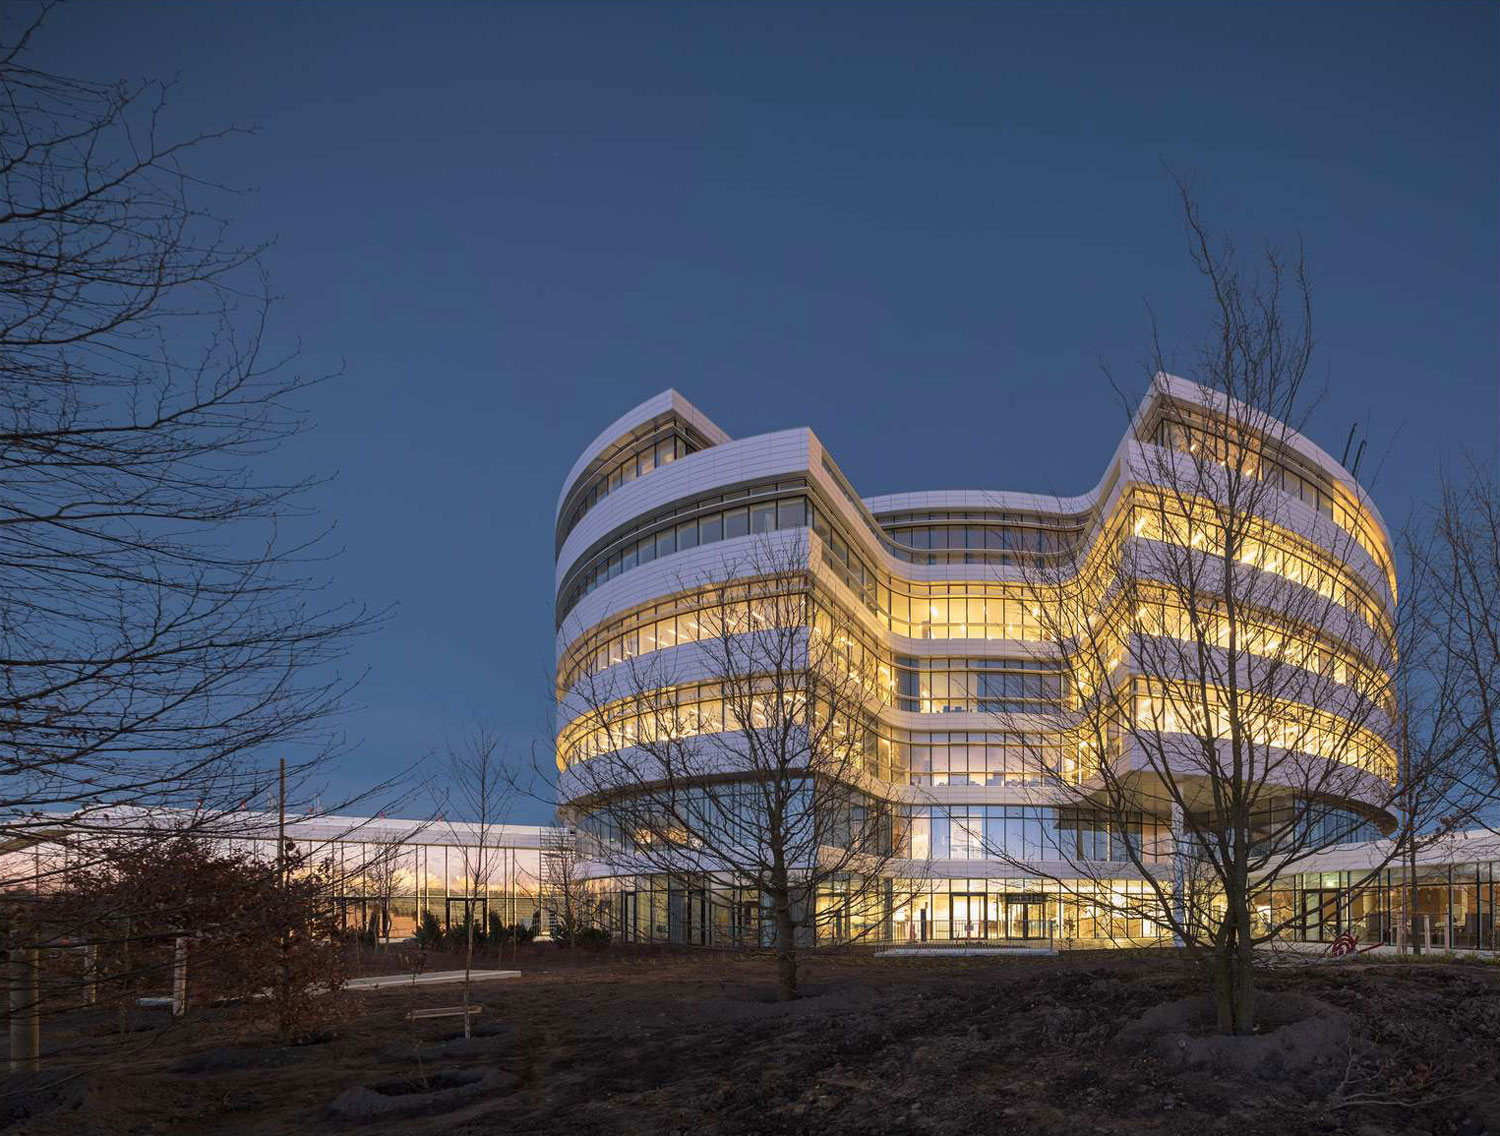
[559,538,909,1001]
[360,838,402,945]
[979,192,1448,1034]
[0,6,380,880]
[1408,460,1500,831]
[443,727,514,1038]
[1390,459,1500,952]
[539,828,609,945]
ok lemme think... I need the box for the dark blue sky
[20,1,1497,822]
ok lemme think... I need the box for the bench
[404,1004,483,1022]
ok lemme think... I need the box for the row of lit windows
[1130,502,1391,641]
[895,881,1167,944]
[559,579,1388,768]
[558,665,1395,785]
[906,801,1375,866]
[817,503,1082,638]
[562,629,1384,806]
[559,577,1062,706]
[1133,595,1393,712]
[557,678,1092,785]
[587,874,1173,946]
[1152,413,1396,597]
[894,656,1066,715]
[574,793,1165,866]
[908,734,1072,785]
[1264,868,1499,951]
[820,492,1390,647]
[561,583,1385,739]
[559,681,808,768]
[320,841,542,898]
[558,487,809,618]
[560,465,1390,667]
[587,870,1490,948]
[885,523,1078,557]
[560,588,804,695]
[559,585,1070,723]
[1132,680,1396,780]
[904,806,1171,863]
[575,780,892,859]
[559,427,698,544]
[879,507,1085,534]
[879,589,1055,641]
[1196,804,1384,855]
[2,835,545,903]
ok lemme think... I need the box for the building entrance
[950,893,989,939]
[1301,889,1344,942]
[1004,895,1050,941]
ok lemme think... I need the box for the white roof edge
[1273,826,1500,874]
[862,382,1149,518]
[862,487,1103,516]
[861,374,1390,542]
[12,807,565,845]
[1148,374,1393,541]
[556,390,733,517]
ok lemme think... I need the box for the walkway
[344,969,522,991]
[875,947,1056,958]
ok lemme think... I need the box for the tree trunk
[1233,905,1256,1036]
[1407,827,1422,956]
[8,930,41,1073]
[1210,928,1256,1036]
[1211,948,1234,1035]
[463,916,474,1040]
[118,917,131,1036]
[774,901,798,1002]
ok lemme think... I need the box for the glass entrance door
[950,893,988,939]
[1301,889,1343,942]
[621,891,639,942]
[1004,895,1050,941]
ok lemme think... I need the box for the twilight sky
[15,1,1497,822]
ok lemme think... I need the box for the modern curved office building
[553,377,1401,946]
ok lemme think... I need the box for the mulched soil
[5,946,1498,1136]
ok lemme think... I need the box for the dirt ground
[4,945,1498,1136]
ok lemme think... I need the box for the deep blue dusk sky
[15,1,1497,822]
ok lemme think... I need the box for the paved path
[875,947,1056,958]
[345,969,521,991]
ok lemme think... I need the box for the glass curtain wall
[1261,862,1498,951]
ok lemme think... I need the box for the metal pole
[278,756,287,892]
[9,932,40,1073]
[171,937,188,1017]
[277,757,290,1045]
[1405,732,1421,955]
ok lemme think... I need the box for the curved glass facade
[554,386,1399,946]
